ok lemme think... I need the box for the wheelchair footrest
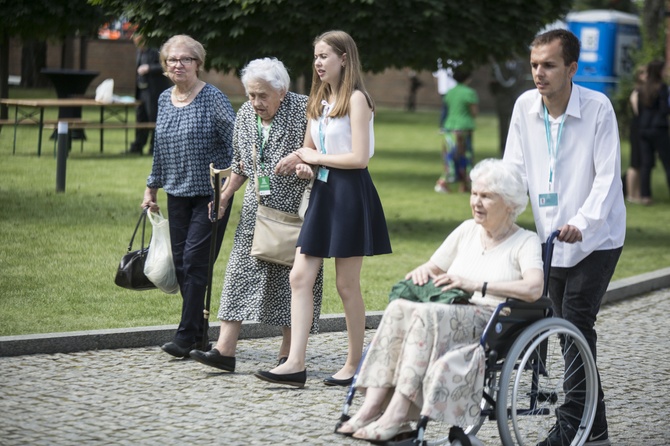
[516,408,550,416]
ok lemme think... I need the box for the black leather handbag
[114,208,157,290]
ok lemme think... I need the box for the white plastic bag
[144,211,179,294]
[95,78,114,104]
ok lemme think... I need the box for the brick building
[8,38,502,112]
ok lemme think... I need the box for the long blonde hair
[306,30,374,120]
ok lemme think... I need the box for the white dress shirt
[503,83,626,268]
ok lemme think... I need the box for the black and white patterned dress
[217,92,323,332]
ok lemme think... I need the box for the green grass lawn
[1,87,669,336]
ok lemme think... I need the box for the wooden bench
[1,98,144,156]
[41,121,156,154]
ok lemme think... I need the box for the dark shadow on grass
[374,150,440,163]
[372,170,439,184]
[621,225,670,248]
[386,217,462,243]
[0,186,146,226]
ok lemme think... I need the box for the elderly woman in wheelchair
[336,158,544,442]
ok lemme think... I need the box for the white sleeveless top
[309,100,375,158]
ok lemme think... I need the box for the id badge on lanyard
[257,116,272,195]
[540,106,565,208]
[317,105,330,183]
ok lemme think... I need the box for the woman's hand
[275,152,301,176]
[295,147,320,165]
[208,196,230,221]
[433,274,476,294]
[141,188,159,212]
[405,262,442,286]
[296,163,315,180]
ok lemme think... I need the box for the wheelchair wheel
[496,318,598,446]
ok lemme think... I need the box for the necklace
[481,224,515,255]
[172,85,195,102]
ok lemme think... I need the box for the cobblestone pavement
[1,289,669,445]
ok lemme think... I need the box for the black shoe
[254,369,307,388]
[161,340,210,358]
[189,348,235,372]
[277,356,288,366]
[585,428,610,446]
[323,375,354,387]
[536,418,577,446]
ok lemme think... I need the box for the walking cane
[201,163,232,351]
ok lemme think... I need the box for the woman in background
[638,60,670,205]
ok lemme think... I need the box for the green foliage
[571,0,638,12]
[0,0,111,41]
[92,0,571,74]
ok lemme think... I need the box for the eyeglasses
[166,57,196,67]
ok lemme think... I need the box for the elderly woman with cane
[189,57,323,371]
[141,35,235,358]
[337,159,544,442]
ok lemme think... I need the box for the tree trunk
[20,40,48,88]
[643,0,664,43]
[489,59,528,155]
[60,36,75,69]
[0,33,9,122]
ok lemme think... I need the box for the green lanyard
[256,115,272,169]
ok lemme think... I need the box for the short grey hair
[240,58,290,95]
[160,35,206,76]
[470,158,528,220]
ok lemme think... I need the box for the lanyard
[543,104,566,191]
[256,115,272,169]
[318,100,331,155]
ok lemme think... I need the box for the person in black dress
[255,30,392,388]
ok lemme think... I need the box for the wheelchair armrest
[480,296,553,348]
[504,296,553,311]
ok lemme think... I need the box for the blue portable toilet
[567,10,640,97]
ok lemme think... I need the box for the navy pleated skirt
[297,167,392,258]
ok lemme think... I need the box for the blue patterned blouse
[147,83,235,196]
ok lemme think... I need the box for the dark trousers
[547,247,622,432]
[167,194,233,345]
[130,88,158,153]
[639,129,670,198]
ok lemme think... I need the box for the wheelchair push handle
[542,230,561,296]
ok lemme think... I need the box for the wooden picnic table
[0,98,151,156]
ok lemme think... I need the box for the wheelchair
[335,231,599,446]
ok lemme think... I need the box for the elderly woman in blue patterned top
[141,35,236,358]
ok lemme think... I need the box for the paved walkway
[1,289,669,445]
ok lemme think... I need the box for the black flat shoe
[161,340,210,358]
[323,375,354,387]
[190,348,235,372]
[254,369,307,388]
[277,356,288,366]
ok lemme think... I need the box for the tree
[92,0,571,76]
[0,0,111,119]
[572,0,639,11]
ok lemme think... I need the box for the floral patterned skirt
[355,299,491,426]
